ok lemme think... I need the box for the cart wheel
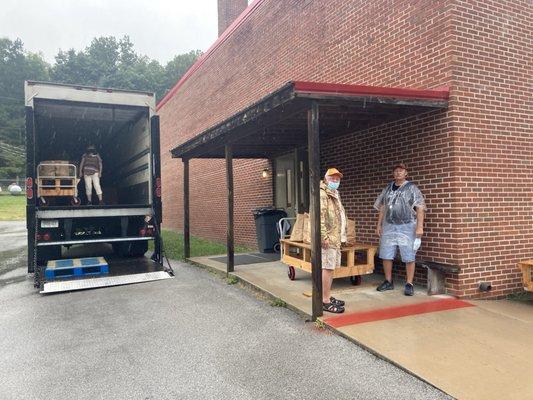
[39,197,47,206]
[287,266,296,281]
[350,275,362,286]
[273,243,281,253]
[70,197,81,206]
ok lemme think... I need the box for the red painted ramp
[323,298,474,328]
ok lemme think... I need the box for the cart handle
[278,217,296,258]
[277,217,296,238]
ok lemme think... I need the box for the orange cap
[325,168,343,178]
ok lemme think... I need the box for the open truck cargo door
[25,81,173,294]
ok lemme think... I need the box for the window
[286,168,293,207]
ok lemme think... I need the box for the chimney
[218,0,248,36]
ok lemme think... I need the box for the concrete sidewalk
[191,254,533,400]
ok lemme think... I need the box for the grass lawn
[149,229,252,260]
[0,194,26,221]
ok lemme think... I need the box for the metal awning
[174,80,449,321]
[171,81,449,160]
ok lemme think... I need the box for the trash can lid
[253,207,287,217]
[253,206,276,215]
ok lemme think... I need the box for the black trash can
[253,207,287,253]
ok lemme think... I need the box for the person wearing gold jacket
[320,168,347,313]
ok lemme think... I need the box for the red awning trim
[293,81,449,101]
[156,0,267,111]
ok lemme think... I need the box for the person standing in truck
[79,144,103,205]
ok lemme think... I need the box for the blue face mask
[327,181,340,191]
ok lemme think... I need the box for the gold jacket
[320,181,346,249]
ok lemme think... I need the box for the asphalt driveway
[0,222,451,400]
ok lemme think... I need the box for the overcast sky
[0,0,234,65]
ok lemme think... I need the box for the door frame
[273,147,309,215]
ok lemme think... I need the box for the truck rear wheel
[36,245,61,266]
[112,241,148,257]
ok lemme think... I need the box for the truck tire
[112,241,148,257]
[36,245,61,266]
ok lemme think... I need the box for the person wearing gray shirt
[373,163,426,296]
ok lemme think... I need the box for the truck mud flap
[40,270,173,294]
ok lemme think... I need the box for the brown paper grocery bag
[346,219,356,245]
[302,213,311,244]
[289,213,305,242]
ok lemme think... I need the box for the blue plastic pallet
[45,257,109,280]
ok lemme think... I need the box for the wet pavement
[0,221,28,288]
[0,222,451,400]
[192,253,533,400]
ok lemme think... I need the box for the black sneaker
[87,201,92,206]
[404,283,414,296]
[376,280,394,292]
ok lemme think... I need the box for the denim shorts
[379,221,417,263]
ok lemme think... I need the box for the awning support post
[270,158,276,206]
[307,101,323,321]
[183,158,190,259]
[225,145,235,273]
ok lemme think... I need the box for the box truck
[25,81,173,293]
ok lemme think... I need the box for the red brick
[159,0,532,299]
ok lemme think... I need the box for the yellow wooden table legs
[280,239,377,284]
[518,259,533,292]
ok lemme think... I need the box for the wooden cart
[518,259,533,292]
[280,238,377,285]
[37,162,80,206]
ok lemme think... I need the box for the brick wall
[444,0,532,297]
[321,109,457,288]
[158,0,532,297]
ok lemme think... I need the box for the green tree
[51,49,92,85]
[0,37,49,116]
[50,36,200,99]
[161,50,202,97]
[118,36,138,67]
[0,37,49,178]
[0,35,201,178]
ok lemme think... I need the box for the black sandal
[323,302,345,313]
[330,297,345,307]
